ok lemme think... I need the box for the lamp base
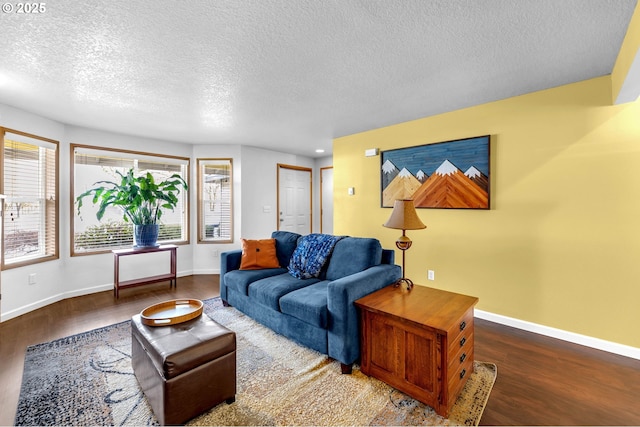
[393,277,414,291]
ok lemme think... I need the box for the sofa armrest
[326,263,401,365]
[381,248,395,265]
[220,250,242,301]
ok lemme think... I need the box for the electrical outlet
[28,273,37,285]
[427,270,435,281]
[212,249,219,257]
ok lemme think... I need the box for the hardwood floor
[475,318,640,425]
[1,275,639,425]
[0,275,220,426]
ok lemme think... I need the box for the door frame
[276,163,312,233]
[320,166,333,234]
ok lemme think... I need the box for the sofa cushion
[325,237,383,281]
[271,231,301,268]
[279,281,329,329]
[248,273,320,311]
[239,238,281,270]
[224,268,286,296]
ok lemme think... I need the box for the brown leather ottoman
[131,313,236,425]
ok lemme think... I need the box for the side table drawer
[448,346,475,402]
[448,332,474,374]
[448,309,474,356]
[444,307,475,413]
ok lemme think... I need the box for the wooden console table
[112,244,177,298]
[355,285,478,417]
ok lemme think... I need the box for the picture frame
[381,135,490,209]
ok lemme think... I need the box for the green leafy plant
[76,169,188,225]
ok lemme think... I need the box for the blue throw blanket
[288,234,344,279]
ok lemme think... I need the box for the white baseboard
[1,269,196,322]
[2,282,112,322]
[191,268,219,275]
[475,309,640,361]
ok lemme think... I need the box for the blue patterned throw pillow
[288,234,344,279]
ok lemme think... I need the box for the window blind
[198,159,233,242]
[2,130,58,266]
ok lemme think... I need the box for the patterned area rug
[15,298,496,426]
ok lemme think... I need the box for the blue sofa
[220,231,401,373]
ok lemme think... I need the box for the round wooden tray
[140,299,203,326]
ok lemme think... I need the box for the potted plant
[76,168,188,248]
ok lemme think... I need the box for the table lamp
[383,199,426,290]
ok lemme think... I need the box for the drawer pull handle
[460,337,466,347]
[460,321,466,331]
[460,369,466,379]
[460,353,467,363]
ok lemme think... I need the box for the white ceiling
[0,0,636,157]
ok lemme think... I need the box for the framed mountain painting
[381,135,490,209]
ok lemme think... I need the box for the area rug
[15,297,496,426]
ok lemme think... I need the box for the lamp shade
[383,199,426,230]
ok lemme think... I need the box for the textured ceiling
[0,0,636,157]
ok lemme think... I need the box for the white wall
[0,103,323,321]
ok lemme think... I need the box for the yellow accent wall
[333,76,640,348]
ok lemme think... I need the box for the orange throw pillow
[239,238,281,270]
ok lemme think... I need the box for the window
[72,145,189,255]
[197,158,233,243]
[1,128,59,269]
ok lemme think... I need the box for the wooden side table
[112,244,177,298]
[355,285,478,417]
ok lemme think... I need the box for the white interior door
[278,166,311,234]
[320,167,333,234]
